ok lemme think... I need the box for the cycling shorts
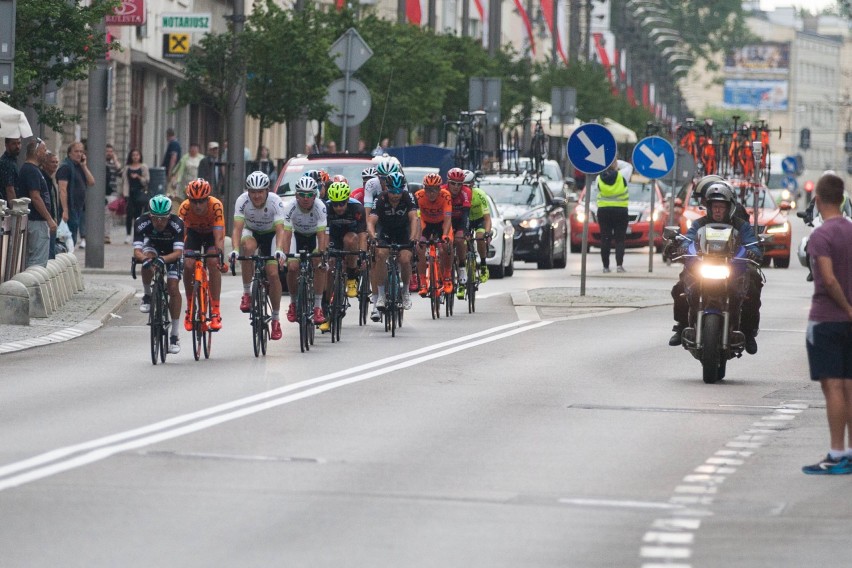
[184,229,219,254]
[241,229,276,257]
[420,222,445,242]
[289,232,317,256]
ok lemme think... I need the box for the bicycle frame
[374,243,413,337]
[185,251,220,361]
[287,250,324,353]
[232,254,275,357]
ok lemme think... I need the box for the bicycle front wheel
[466,255,477,314]
[191,285,203,361]
[202,288,212,359]
[149,283,162,365]
[251,280,263,357]
[260,283,269,356]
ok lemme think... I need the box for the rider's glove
[141,259,152,270]
[274,249,285,262]
[745,249,761,262]
[228,250,238,263]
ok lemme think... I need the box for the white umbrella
[0,101,33,139]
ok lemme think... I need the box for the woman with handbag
[121,148,150,244]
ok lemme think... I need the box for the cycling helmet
[704,182,736,222]
[332,174,348,185]
[361,166,378,179]
[245,170,270,191]
[304,169,324,185]
[423,173,443,188]
[186,178,211,200]
[294,176,319,195]
[327,181,351,202]
[377,159,400,176]
[447,167,465,183]
[149,194,172,216]
[463,169,475,184]
[693,174,725,201]
[319,170,330,185]
[387,172,406,193]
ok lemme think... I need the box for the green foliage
[0,0,120,131]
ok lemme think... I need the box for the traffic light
[799,128,811,150]
[804,180,815,193]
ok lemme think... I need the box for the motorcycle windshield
[698,224,735,256]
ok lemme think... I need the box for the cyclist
[364,158,399,216]
[134,194,185,354]
[414,172,453,296]
[282,175,328,325]
[444,167,472,297]
[229,171,287,341]
[352,166,377,204]
[179,178,227,332]
[367,171,419,319]
[326,180,368,299]
[464,169,493,285]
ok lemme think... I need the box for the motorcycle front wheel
[701,313,724,384]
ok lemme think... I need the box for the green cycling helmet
[327,181,351,202]
[149,194,172,216]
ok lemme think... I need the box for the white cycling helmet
[295,176,318,194]
[245,170,270,191]
[463,169,475,184]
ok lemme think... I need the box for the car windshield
[626,182,657,202]
[515,158,563,181]
[481,182,544,207]
[278,161,374,195]
[740,187,776,209]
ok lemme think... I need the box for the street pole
[580,174,593,296]
[667,146,679,226]
[226,0,246,234]
[85,18,107,269]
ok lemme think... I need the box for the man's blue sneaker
[802,454,852,475]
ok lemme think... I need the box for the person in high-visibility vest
[595,158,633,273]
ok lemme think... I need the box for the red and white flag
[540,0,567,64]
[512,0,536,55]
[407,0,426,25]
[473,0,488,48]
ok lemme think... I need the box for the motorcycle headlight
[520,217,543,229]
[766,222,790,234]
[700,264,730,280]
[575,210,586,223]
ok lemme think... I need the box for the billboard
[106,0,146,25]
[723,79,788,111]
[725,42,789,74]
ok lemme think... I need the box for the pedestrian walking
[802,172,852,475]
[595,158,633,273]
[121,148,150,244]
[56,141,95,250]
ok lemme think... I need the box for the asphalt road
[2,218,847,567]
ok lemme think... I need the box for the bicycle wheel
[298,277,308,353]
[357,269,370,326]
[158,287,169,363]
[445,263,456,317]
[192,285,203,361]
[387,266,398,336]
[259,282,269,356]
[334,268,346,343]
[429,255,440,320]
[466,254,477,314]
[251,280,263,357]
[202,288,212,359]
[149,282,161,365]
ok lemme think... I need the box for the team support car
[273,153,380,202]
[478,174,568,269]
[569,177,668,253]
[677,178,792,268]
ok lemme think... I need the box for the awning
[0,101,33,138]
[602,117,638,144]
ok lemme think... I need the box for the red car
[569,178,668,253]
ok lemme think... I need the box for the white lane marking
[640,546,692,559]
[643,532,694,545]
[557,498,683,510]
[0,320,532,480]
[0,320,551,491]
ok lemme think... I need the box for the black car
[478,174,569,269]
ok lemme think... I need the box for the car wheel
[773,255,790,268]
[554,229,568,268]
[505,254,514,276]
[537,237,555,269]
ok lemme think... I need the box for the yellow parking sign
[162,33,190,59]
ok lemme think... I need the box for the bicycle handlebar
[230,254,277,276]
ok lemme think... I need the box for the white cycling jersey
[363,177,383,209]
[234,191,286,233]
[282,199,327,235]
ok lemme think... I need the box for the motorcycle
[664,224,760,384]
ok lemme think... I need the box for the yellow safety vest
[597,174,629,208]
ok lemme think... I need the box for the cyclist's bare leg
[374,248,389,286]
[182,261,195,304]
[400,249,413,285]
[240,236,258,292]
[265,263,282,311]
[167,277,182,321]
[476,230,488,264]
[286,259,299,305]
[206,256,222,306]
[343,232,359,271]
[454,233,466,273]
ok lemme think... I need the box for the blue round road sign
[567,123,617,175]
[782,156,797,175]
[631,136,675,179]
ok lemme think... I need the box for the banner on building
[725,42,789,75]
[723,79,788,110]
[540,0,566,64]
[106,0,146,25]
[512,0,536,56]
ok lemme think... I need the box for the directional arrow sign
[567,123,617,175]
[632,136,675,179]
[782,155,797,174]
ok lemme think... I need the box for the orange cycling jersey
[414,188,452,226]
[178,196,225,234]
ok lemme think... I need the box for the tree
[0,0,120,131]
[244,1,338,157]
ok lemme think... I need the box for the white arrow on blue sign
[631,136,674,179]
[782,156,797,174]
[567,123,617,175]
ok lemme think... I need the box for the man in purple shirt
[802,172,852,475]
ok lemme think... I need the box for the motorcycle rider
[668,181,763,354]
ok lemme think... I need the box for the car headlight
[652,209,663,222]
[520,217,544,229]
[699,264,730,280]
[575,210,586,223]
[766,222,790,234]
[781,189,791,200]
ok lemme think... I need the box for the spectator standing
[40,150,61,258]
[169,142,203,200]
[162,128,182,180]
[595,158,633,273]
[57,141,95,250]
[22,138,55,268]
[802,173,852,475]
[105,143,120,196]
[121,148,150,244]
[1,137,22,201]
[197,141,223,195]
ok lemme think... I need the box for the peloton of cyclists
[229,171,287,341]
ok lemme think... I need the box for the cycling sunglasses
[296,191,316,198]
[424,186,441,192]
[189,198,208,204]
[387,187,403,194]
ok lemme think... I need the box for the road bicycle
[530,108,548,176]
[131,257,171,365]
[462,233,487,314]
[444,238,457,318]
[184,250,221,361]
[374,242,413,337]
[230,254,276,357]
[445,110,487,172]
[325,248,362,342]
[357,245,372,326]
[419,237,445,320]
[287,250,325,353]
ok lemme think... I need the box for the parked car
[569,178,668,253]
[481,191,515,278]
[273,153,380,202]
[678,178,792,268]
[478,174,568,269]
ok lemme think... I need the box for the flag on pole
[512,0,536,55]
[540,0,567,64]
[473,0,488,48]
[407,0,425,25]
